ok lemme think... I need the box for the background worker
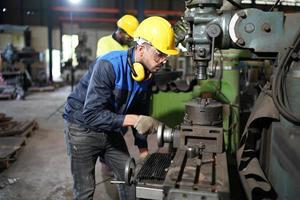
[63,16,178,200]
[96,14,139,57]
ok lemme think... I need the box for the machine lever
[110,180,126,184]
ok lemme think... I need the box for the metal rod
[110,180,125,184]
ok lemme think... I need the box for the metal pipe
[47,1,53,82]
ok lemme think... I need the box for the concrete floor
[0,86,159,200]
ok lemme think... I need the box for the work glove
[134,115,161,135]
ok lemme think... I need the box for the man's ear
[136,45,145,60]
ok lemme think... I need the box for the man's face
[119,29,133,46]
[142,44,168,73]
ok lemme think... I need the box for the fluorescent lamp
[69,0,80,4]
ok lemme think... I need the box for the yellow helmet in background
[133,16,179,56]
[117,14,139,37]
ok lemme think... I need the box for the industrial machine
[121,98,230,200]
[118,93,237,199]
[0,25,41,99]
[114,1,300,199]
[61,32,92,88]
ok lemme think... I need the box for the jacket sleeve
[82,60,125,132]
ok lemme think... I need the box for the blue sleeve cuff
[112,114,126,130]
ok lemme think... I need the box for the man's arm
[130,80,153,152]
[82,60,125,132]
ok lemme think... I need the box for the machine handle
[110,180,126,184]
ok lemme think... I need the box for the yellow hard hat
[117,15,139,37]
[133,16,179,56]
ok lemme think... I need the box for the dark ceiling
[0,0,185,28]
[0,0,299,29]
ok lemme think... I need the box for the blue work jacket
[63,49,152,146]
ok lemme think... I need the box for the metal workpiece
[157,124,176,148]
[185,98,223,126]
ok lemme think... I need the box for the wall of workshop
[30,26,61,81]
[0,26,60,81]
[0,26,60,53]
[62,22,114,59]
[0,33,25,51]
[0,24,112,71]
[30,26,60,51]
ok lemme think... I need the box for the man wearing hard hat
[63,16,178,200]
[96,14,139,57]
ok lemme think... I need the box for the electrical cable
[272,28,300,125]
[95,176,113,186]
[226,0,243,9]
[270,0,281,11]
[46,101,66,119]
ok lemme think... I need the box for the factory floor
[0,86,159,200]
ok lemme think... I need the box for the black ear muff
[127,48,151,82]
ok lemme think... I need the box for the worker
[96,14,144,174]
[96,14,139,57]
[63,16,179,200]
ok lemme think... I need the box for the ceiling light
[69,0,81,4]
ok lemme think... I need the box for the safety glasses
[149,45,168,63]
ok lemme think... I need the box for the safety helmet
[133,16,179,55]
[117,15,139,37]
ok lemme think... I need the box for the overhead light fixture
[69,0,81,4]
[2,8,7,12]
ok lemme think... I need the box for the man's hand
[134,115,161,135]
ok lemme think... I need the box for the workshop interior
[0,0,300,199]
